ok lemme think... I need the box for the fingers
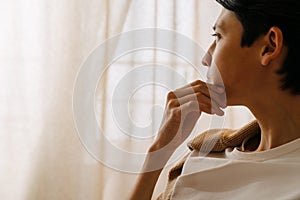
[155,80,226,151]
[174,80,210,98]
[167,80,226,116]
[174,80,224,97]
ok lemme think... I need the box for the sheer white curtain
[0,0,254,199]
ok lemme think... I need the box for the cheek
[207,49,234,87]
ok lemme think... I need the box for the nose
[202,51,212,67]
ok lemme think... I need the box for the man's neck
[247,94,300,151]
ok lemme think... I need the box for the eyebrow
[213,23,224,31]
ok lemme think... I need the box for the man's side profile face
[202,9,287,107]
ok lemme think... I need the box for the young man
[130,0,300,199]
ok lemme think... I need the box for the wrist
[148,139,178,154]
[146,142,175,165]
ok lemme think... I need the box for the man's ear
[261,27,284,66]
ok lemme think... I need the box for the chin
[206,68,225,88]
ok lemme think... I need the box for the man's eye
[211,33,221,40]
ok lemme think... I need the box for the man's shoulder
[188,120,260,153]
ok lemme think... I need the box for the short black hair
[216,0,300,95]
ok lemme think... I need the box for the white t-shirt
[171,138,300,200]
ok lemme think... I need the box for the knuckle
[167,99,178,108]
[170,107,181,118]
[196,92,202,98]
[167,91,176,100]
[192,80,202,86]
[195,92,203,101]
[193,83,206,93]
[200,103,210,111]
[198,84,207,91]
